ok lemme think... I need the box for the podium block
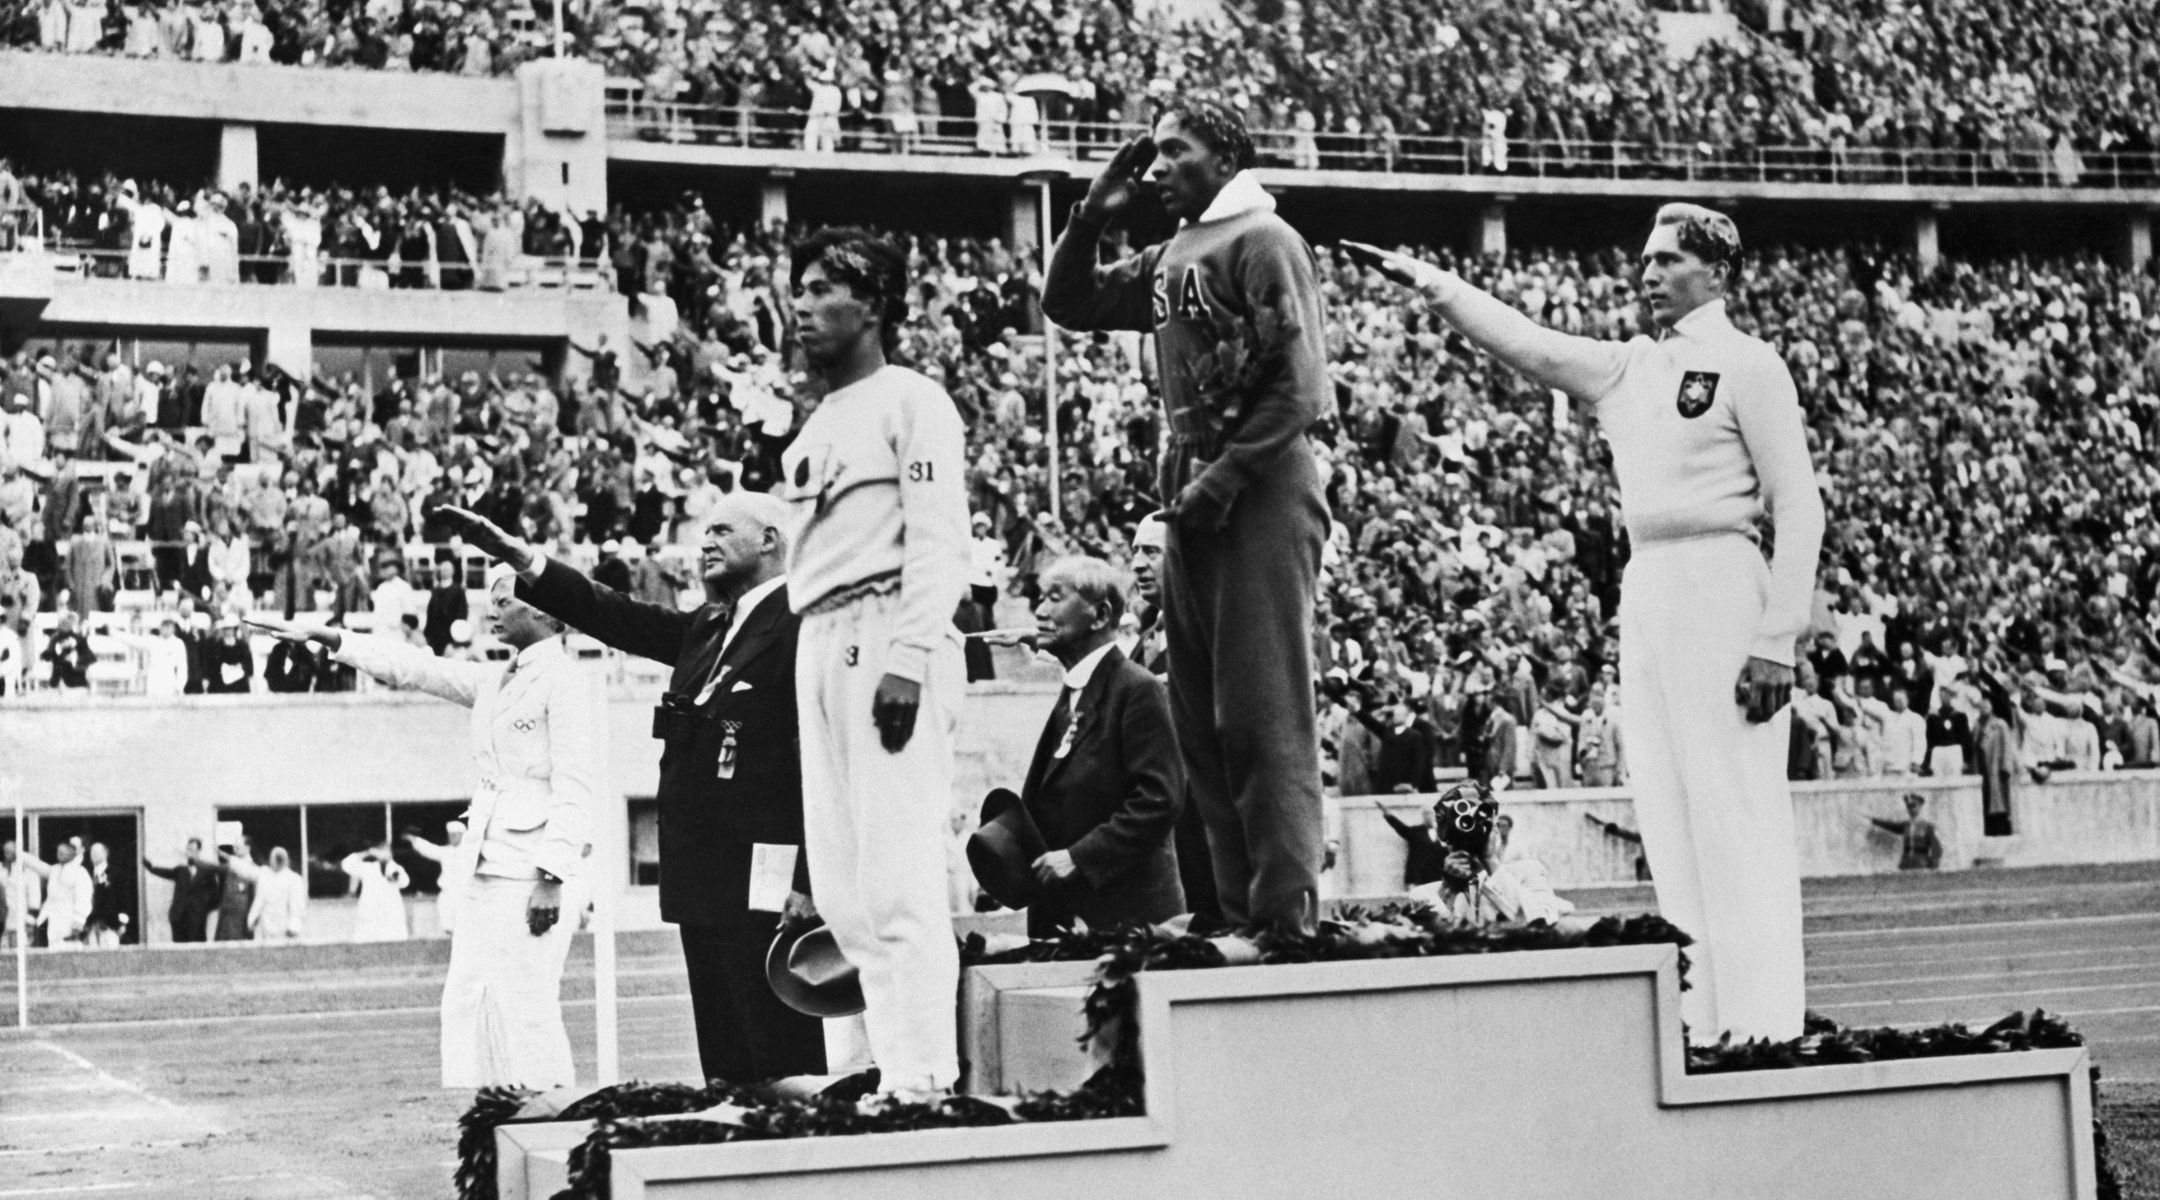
[508,945,2096,1199]
[496,1119,591,1200]
[958,961,1099,1095]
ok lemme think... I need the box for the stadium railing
[603,96,2160,191]
[33,242,608,290]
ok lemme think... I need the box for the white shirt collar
[1667,298,1732,339]
[725,575,786,649]
[1061,641,1116,692]
[1190,170,1276,226]
[510,637,563,669]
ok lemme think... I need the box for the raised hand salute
[245,615,342,652]
[435,506,536,572]
[1076,136,1158,223]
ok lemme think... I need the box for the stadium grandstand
[0,0,2157,947]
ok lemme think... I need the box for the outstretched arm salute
[1341,241,1628,403]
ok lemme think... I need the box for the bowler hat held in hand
[967,788,1049,911]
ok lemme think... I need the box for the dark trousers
[1172,788,1220,926]
[677,922,825,1086]
[1161,443,1328,931]
[169,905,209,942]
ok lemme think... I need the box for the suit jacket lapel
[1042,646,1122,788]
[706,585,789,694]
[495,641,556,712]
[671,606,730,693]
[1021,693,1065,803]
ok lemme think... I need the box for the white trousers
[1620,536,1805,1043]
[797,588,964,1093]
[440,873,584,1090]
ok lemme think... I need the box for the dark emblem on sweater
[1676,370,1719,418]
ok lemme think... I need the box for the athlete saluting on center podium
[1044,99,1333,937]
[1347,204,1825,1045]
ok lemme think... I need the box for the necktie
[694,608,739,705]
[501,655,521,686]
[1050,686,1077,759]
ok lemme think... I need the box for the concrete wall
[8,686,2155,941]
[34,276,629,374]
[1337,771,2160,894]
[0,51,517,133]
[506,59,610,217]
[0,679,1058,943]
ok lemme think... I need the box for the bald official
[439,495,830,1087]
[1349,204,1825,1043]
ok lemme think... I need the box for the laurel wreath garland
[452,909,2118,1200]
[1172,304,1296,456]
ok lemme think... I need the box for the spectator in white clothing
[2,838,46,949]
[40,838,93,948]
[1881,687,1928,776]
[249,846,307,939]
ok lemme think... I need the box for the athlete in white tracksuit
[1349,205,1824,1043]
[780,230,973,1095]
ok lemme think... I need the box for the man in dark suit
[438,494,825,1086]
[422,558,469,656]
[1015,556,1185,937]
[1355,695,1439,794]
[142,837,223,942]
[1124,513,1219,925]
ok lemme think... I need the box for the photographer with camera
[1408,784,1575,926]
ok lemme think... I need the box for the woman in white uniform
[251,571,603,1090]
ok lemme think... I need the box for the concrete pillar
[262,316,312,379]
[2118,211,2153,271]
[1472,199,1509,259]
[1913,207,1943,274]
[1010,185,1044,261]
[216,123,259,193]
[506,58,609,215]
[759,173,792,232]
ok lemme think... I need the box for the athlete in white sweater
[1349,204,1824,1043]
[778,229,972,1097]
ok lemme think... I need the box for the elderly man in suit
[252,569,602,1091]
[1011,556,1185,937]
[436,495,826,1086]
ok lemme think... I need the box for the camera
[652,690,708,741]
[1434,780,1499,861]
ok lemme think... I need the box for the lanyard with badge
[688,662,743,780]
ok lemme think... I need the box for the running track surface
[1,866,2154,1200]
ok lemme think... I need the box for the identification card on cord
[715,720,742,779]
[747,843,799,913]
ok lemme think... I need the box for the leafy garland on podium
[453,908,2118,1200]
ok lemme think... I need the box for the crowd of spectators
[1306,238,2160,809]
[5,0,2152,165]
[0,0,550,73]
[3,197,2160,816]
[0,160,603,286]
